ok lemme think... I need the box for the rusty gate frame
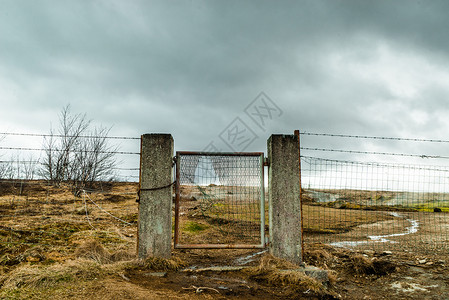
[174,151,266,249]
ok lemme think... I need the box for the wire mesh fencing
[301,156,449,256]
[175,152,265,248]
[0,178,138,266]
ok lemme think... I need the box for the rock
[381,251,392,256]
[302,266,329,283]
[434,207,442,212]
[182,266,245,272]
[144,272,167,277]
[334,200,347,209]
[363,250,375,256]
[418,259,427,264]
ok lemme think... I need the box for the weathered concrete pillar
[267,134,302,264]
[138,134,174,259]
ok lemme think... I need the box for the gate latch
[263,157,269,166]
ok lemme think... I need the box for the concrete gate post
[267,134,302,264]
[138,134,174,259]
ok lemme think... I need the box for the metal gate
[174,151,266,249]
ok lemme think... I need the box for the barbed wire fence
[0,132,140,260]
[4,129,449,259]
[300,131,449,257]
[0,131,140,181]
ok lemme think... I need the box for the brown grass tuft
[74,240,111,264]
[140,256,186,271]
[0,259,103,289]
[256,254,300,270]
[305,249,335,269]
[244,254,324,294]
[347,254,396,276]
[74,240,135,264]
[109,250,135,262]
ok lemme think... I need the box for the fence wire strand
[301,147,449,160]
[0,132,140,140]
[301,131,449,143]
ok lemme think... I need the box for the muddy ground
[1,181,449,299]
[122,245,449,299]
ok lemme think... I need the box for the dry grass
[303,204,394,233]
[305,248,336,270]
[0,258,103,289]
[0,237,187,299]
[244,254,325,295]
[74,240,134,264]
[0,240,132,290]
[0,181,138,268]
[73,239,186,271]
[130,255,186,272]
[347,254,396,276]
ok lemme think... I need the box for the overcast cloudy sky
[2,0,449,173]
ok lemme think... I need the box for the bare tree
[17,155,37,181]
[41,131,56,182]
[0,134,14,180]
[40,105,89,184]
[0,161,14,180]
[70,126,118,189]
[40,105,117,190]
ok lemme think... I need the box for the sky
[2,0,449,179]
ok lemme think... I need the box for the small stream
[330,212,419,248]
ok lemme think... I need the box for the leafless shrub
[69,126,118,189]
[40,105,118,190]
[0,135,13,180]
[0,160,14,180]
[12,154,38,181]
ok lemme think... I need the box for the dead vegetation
[244,254,326,295]
[1,258,103,290]
[346,254,397,276]
[304,243,397,276]
[0,238,187,298]
[1,181,449,299]
[74,240,134,264]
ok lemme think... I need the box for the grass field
[2,181,449,299]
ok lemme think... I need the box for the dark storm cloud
[1,0,449,158]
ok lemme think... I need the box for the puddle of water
[331,212,419,248]
[389,212,401,218]
[391,281,438,293]
[234,249,267,265]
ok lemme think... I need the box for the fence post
[137,134,174,259]
[267,134,303,264]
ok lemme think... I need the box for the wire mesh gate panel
[174,152,266,249]
[301,156,449,256]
